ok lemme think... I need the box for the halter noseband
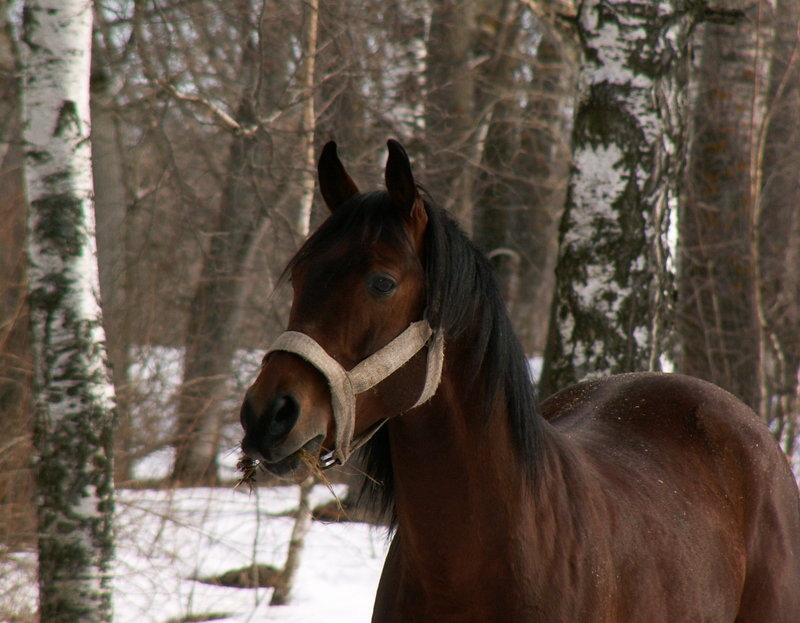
[264,320,444,466]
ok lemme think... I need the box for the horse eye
[367,274,397,296]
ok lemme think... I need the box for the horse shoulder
[540,372,795,516]
[543,372,767,454]
[538,372,800,620]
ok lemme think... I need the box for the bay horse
[240,139,800,621]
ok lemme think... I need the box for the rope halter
[264,320,444,466]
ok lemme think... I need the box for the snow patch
[4,485,388,622]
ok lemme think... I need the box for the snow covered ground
[1,347,390,622]
[2,482,389,623]
[114,484,389,623]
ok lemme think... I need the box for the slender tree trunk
[472,1,525,311]
[90,24,134,483]
[424,0,477,228]
[282,10,319,598]
[541,0,696,397]
[0,2,35,547]
[295,0,319,238]
[473,15,576,356]
[745,1,776,421]
[22,1,116,620]
[269,476,314,606]
[515,27,576,356]
[170,100,266,484]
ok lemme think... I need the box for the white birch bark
[541,0,695,395]
[22,1,115,620]
[295,0,318,238]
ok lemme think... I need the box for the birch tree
[22,1,115,620]
[540,0,698,396]
[295,0,319,238]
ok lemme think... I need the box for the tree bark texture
[294,0,319,238]
[90,26,134,482]
[541,0,695,397]
[22,1,116,620]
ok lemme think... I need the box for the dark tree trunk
[756,0,800,450]
[170,95,268,484]
[91,24,135,483]
[424,0,476,227]
[678,2,773,413]
[0,5,34,547]
[474,19,575,356]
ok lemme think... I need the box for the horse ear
[318,141,359,212]
[385,139,427,230]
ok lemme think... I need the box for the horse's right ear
[318,141,359,212]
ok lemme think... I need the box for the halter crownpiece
[264,320,444,466]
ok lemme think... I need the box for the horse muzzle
[240,393,298,461]
[239,352,332,477]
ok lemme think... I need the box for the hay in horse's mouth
[236,435,325,488]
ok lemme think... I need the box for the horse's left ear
[318,141,360,212]
[385,139,427,241]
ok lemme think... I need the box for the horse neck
[386,337,534,577]
[385,373,601,618]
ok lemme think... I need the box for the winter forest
[1,0,799,620]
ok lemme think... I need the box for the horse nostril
[266,394,301,440]
[240,393,301,461]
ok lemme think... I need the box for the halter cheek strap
[264,320,444,466]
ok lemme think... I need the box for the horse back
[540,372,800,622]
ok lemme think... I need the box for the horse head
[239,140,440,478]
